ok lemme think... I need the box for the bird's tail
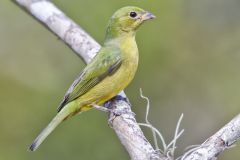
[28,105,72,151]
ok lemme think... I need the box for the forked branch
[14,0,163,159]
[14,0,240,160]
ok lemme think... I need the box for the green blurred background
[1,0,240,159]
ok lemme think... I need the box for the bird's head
[105,6,155,40]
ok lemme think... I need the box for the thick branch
[14,0,162,159]
[15,0,99,63]
[181,113,240,160]
[14,1,240,159]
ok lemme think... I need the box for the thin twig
[14,0,165,159]
[14,1,240,159]
[139,90,184,158]
[138,123,167,152]
[180,113,240,160]
[140,88,160,150]
[168,114,184,158]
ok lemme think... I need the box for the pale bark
[14,0,240,160]
[14,0,162,159]
[181,114,240,160]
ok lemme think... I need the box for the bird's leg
[92,104,109,112]
[93,94,135,126]
[92,100,135,127]
[92,104,116,126]
[104,95,131,108]
[105,95,135,116]
[93,95,135,126]
[114,95,131,105]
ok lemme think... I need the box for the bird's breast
[77,36,139,106]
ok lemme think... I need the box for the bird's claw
[103,95,131,108]
[93,104,109,112]
[93,104,135,127]
[107,109,135,127]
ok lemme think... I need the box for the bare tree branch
[180,113,240,160]
[14,0,240,160]
[14,0,162,159]
[14,0,100,63]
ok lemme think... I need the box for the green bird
[29,6,155,151]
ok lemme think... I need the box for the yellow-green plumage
[29,6,155,151]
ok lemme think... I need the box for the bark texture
[15,0,162,159]
[15,1,240,160]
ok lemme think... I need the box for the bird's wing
[57,47,122,112]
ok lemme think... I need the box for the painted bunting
[29,6,155,151]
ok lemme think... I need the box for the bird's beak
[141,11,156,21]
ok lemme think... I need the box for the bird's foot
[104,95,131,108]
[107,108,135,127]
[92,104,109,112]
[93,104,135,127]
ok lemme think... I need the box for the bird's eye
[129,12,137,18]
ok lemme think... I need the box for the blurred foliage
[0,0,240,159]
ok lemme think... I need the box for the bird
[29,6,155,151]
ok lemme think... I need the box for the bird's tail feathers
[28,108,70,151]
